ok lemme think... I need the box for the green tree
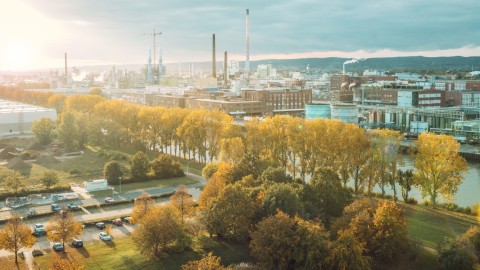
[89,87,102,96]
[438,237,476,270]
[46,211,83,251]
[31,117,56,145]
[40,170,60,189]
[261,183,303,218]
[149,154,184,179]
[0,214,36,263]
[103,160,124,185]
[204,184,256,241]
[132,205,190,260]
[259,166,293,184]
[130,151,149,181]
[398,169,414,202]
[414,133,468,207]
[4,172,25,194]
[57,111,78,152]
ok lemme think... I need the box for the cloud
[6,0,480,69]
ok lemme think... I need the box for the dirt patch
[6,157,32,170]
[0,146,20,159]
[35,155,61,165]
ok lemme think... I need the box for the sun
[3,41,33,70]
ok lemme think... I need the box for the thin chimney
[212,34,216,78]
[224,51,228,86]
[64,53,67,85]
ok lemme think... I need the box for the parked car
[53,242,64,252]
[104,197,114,203]
[95,222,106,229]
[33,224,46,236]
[122,216,132,224]
[72,239,83,248]
[27,209,37,217]
[51,203,61,212]
[67,203,78,210]
[99,232,111,241]
[112,218,123,226]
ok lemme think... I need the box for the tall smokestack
[245,9,250,74]
[224,51,228,87]
[212,34,216,78]
[64,53,67,85]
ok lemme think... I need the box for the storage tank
[330,103,358,123]
[305,103,331,119]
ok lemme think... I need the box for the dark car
[67,203,79,210]
[27,209,37,217]
[53,242,64,252]
[72,239,83,248]
[112,218,123,226]
[51,204,61,212]
[95,222,106,229]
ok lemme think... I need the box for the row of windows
[419,93,441,98]
[419,99,441,104]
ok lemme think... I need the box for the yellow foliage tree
[414,133,468,207]
[181,252,232,270]
[46,211,83,250]
[131,192,156,224]
[0,214,35,263]
[170,185,196,222]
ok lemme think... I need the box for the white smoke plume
[343,58,365,65]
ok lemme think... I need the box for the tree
[438,237,476,270]
[48,94,67,114]
[89,87,102,96]
[31,117,56,145]
[326,230,371,270]
[170,185,196,223]
[57,111,78,152]
[198,172,228,210]
[0,214,35,263]
[261,183,303,218]
[414,133,468,207]
[131,192,156,223]
[50,254,85,270]
[204,184,257,241]
[103,160,124,185]
[4,171,25,194]
[132,205,189,260]
[181,252,232,270]
[460,226,480,259]
[202,162,219,180]
[40,170,60,189]
[371,201,408,261]
[149,154,184,179]
[130,151,149,181]
[398,169,414,202]
[258,166,293,184]
[302,169,353,227]
[46,211,83,250]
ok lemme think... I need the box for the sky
[1,0,480,71]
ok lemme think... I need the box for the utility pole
[142,27,162,67]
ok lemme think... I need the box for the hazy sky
[1,0,480,70]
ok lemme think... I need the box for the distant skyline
[1,0,480,71]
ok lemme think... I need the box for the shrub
[438,238,476,270]
[407,198,418,205]
[69,169,80,175]
[32,249,43,257]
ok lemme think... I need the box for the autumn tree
[40,170,60,189]
[48,94,67,114]
[204,184,257,241]
[414,133,468,207]
[326,230,371,270]
[181,252,232,270]
[170,185,196,223]
[0,214,35,263]
[130,151,150,181]
[46,211,83,251]
[131,193,156,224]
[132,205,190,260]
[4,171,25,194]
[438,237,477,270]
[31,117,56,145]
[219,137,245,164]
[103,160,124,185]
[57,111,78,152]
[202,162,219,180]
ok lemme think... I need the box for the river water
[378,157,480,207]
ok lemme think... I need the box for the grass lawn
[0,255,29,270]
[33,235,251,270]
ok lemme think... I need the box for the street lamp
[119,176,122,194]
[186,159,195,179]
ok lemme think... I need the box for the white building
[0,100,57,136]
[84,179,109,192]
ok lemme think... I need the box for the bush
[32,249,43,257]
[438,238,476,270]
[69,169,80,175]
[407,198,418,205]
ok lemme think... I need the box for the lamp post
[119,176,122,194]
[186,159,195,179]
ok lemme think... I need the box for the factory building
[240,88,312,115]
[0,100,57,136]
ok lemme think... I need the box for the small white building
[84,179,109,192]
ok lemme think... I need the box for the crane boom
[142,26,162,66]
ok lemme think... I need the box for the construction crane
[142,26,162,66]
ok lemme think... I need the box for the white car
[104,197,114,203]
[99,232,111,241]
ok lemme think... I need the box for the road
[0,172,205,266]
